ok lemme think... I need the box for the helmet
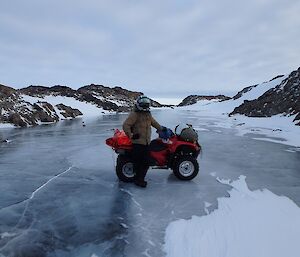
[136,95,151,111]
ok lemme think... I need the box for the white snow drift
[164,176,300,257]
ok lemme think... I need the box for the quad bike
[105,128,201,181]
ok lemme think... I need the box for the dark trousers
[132,144,149,182]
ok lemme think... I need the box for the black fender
[168,145,200,169]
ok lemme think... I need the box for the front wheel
[116,155,135,182]
[173,156,199,180]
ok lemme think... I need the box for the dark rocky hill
[2,67,300,128]
[0,83,164,127]
[0,84,83,127]
[178,95,231,107]
[230,67,300,125]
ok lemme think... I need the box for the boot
[134,179,147,188]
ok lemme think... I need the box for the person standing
[123,95,162,187]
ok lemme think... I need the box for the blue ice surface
[0,109,299,257]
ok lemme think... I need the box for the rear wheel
[116,155,135,182]
[173,156,199,180]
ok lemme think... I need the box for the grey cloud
[0,0,299,96]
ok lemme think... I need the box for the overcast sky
[1,0,300,98]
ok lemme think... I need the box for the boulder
[8,113,27,127]
[56,104,82,118]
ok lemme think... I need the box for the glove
[161,126,167,132]
[132,133,140,140]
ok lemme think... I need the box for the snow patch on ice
[216,177,231,185]
[0,123,15,129]
[252,137,286,144]
[164,175,300,257]
[285,149,296,153]
[194,127,209,132]
[180,103,299,148]
[204,202,212,215]
[204,202,212,208]
[120,223,129,229]
[285,147,300,153]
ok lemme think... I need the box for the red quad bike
[106,129,201,181]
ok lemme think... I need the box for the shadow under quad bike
[106,129,201,181]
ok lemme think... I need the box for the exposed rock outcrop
[1,83,165,127]
[1,97,64,127]
[178,95,231,107]
[19,84,155,112]
[2,67,299,128]
[19,85,78,98]
[230,68,300,125]
[1,85,83,127]
[56,104,82,119]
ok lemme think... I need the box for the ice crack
[15,166,74,226]
[28,166,73,201]
[0,166,74,212]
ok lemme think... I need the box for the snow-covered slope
[180,74,288,114]
[179,67,300,127]
[178,72,299,146]
[231,68,300,125]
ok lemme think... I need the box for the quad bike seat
[149,139,168,152]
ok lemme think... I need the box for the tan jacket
[123,110,162,145]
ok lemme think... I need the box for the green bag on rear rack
[175,124,198,142]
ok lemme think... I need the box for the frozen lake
[0,109,300,257]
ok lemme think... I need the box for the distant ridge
[0,84,164,127]
[178,95,231,107]
[1,66,300,127]
[177,67,299,126]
